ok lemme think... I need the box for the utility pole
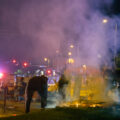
[114,23,118,69]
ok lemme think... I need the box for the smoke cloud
[18,0,117,66]
[0,0,119,66]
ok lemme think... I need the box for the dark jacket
[27,75,48,91]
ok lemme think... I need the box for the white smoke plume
[18,0,119,66]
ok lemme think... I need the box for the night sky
[0,0,120,63]
[0,0,34,61]
[112,0,120,15]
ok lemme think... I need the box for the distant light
[23,62,28,67]
[44,58,48,62]
[46,69,52,76]
[56,50,59,53]
[24,63,27,66]
[68,52,72,56]
[82,64,87,70]
[53,70,56,76]
[102,19,108,24]
[39,65,47,68]
[12,59,16,63]
[70,45,74,48]
[47,70,51,74]
[68,58,74,64]
[41,71,44,75]
[0,72,3,79]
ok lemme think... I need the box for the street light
[102,19,108,24]
[70,44,74,48]
[44,58,48,62]
[44,58,50,66]
[68,52,72,56]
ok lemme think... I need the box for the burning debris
[54,65,119,108]
[60,101,106,108]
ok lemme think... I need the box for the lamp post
[114,23,118,57]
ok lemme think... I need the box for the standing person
[25,75,48,113]
[18,77,26,101]
[58,74,69,100]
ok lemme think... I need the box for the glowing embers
[60,100,103,108]
[59,66,111,109]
